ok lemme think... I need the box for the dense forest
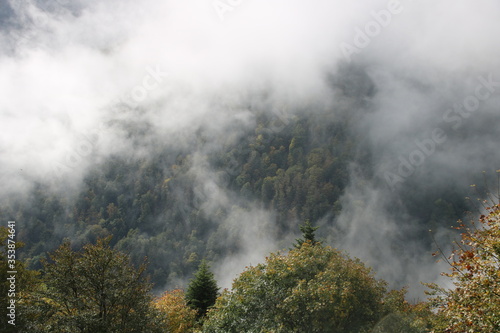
[0,109,468,290]
[2,1,500,331]
[2,203,500,332]
[2,107,491,333]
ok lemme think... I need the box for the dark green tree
[293,220,320,248]
[186,260,219,319]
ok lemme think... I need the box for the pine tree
[186,260,219,319]
[294,220,320,248]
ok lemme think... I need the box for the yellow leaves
[430,204,500,332]
[204,243,390,332]
[162,178,172,189]
[154,289,197,333]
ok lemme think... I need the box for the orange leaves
[429,203,500,332]
[154,289,197,333]
[459,250,475,261]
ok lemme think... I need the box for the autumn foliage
[204,242,389,333]
[154,289,197,333]
[427,203,500,332]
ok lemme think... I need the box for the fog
[1,0,500,297]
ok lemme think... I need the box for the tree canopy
[427,203,500,332]
[154,289,197,333]
[25,237,164,333]
[203,242,389,333]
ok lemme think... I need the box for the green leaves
[29,237,164,333]
[293,220,320,249]
[204,243,388,333]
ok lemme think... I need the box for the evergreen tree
[293,220,320,248]
[186,260,219,319]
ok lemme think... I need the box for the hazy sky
[1,0,500,295]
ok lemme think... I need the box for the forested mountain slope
[0,107,469,290]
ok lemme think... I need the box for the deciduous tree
[154,289,197,333]
[28,237,165,332]
[204,242,388,333]
[427,203,500,332]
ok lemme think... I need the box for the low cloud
[1,0,499,296]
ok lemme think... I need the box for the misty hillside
[0,84,484,292]
[1,0,500,331]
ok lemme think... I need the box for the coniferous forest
[1,1,500,332]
